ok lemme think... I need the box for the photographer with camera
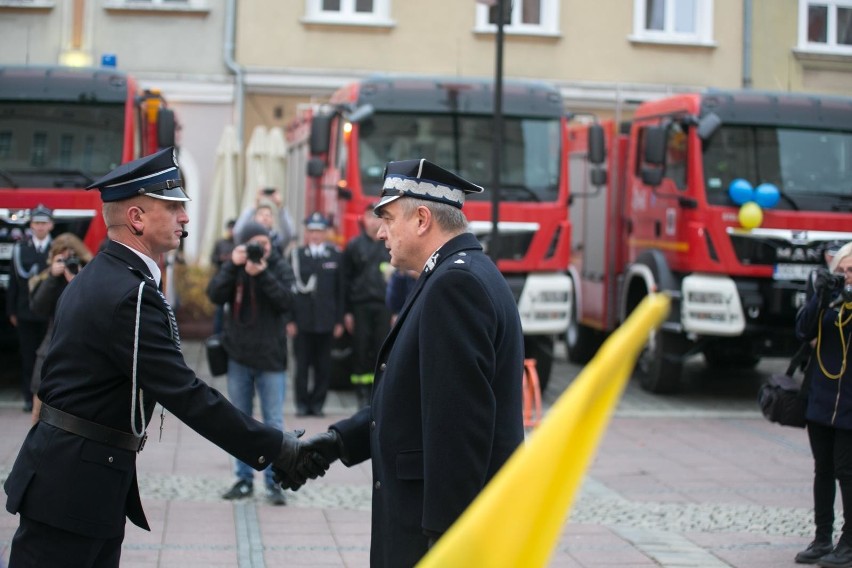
[26,233,92,424]
[795,241,852,567]
[206,221,299,505]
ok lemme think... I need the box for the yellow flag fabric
[418,294,671,568]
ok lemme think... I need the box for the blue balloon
[728,178,754,205]
[754,183,781,208]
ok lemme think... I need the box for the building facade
[0,0,850,261]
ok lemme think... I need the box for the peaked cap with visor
[86,147,190,202]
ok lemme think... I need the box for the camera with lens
[825,272,846,292]
[64,254,81,275]
[245,242,264,263]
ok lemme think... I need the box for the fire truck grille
[729,233,829,267]
[475,230,535,262]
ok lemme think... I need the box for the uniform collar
[421,232,481,274]
[112,240,162,287]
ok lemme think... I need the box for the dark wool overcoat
[332,232,525,567]
[5,240,283,539]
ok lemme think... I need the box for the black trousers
[294,331,333,412]
[350,302,391,376]
[10,515,124,568]
[15,319,48,401]
[807,420,852,542]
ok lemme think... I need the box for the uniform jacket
[797,291,852,429]
[332,232,525,567]
[290,244,344,333]
[206,251,294,371]
[343,231,390,309]
[4,240,284,539]
[6,237,50,322]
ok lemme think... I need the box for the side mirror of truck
[157,108,176,148]
[310,113,333,156]
[587,124,606,165]
[697,112,721,140]
[347,103,374,124]
[641,167,664,186]
[306,157,326,179]
[590,167,607,187]
[643,126,666,165]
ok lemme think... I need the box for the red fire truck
[286,75,572,388]
[0,65,177,344]
[567,90,852,393]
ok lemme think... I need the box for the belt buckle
[137,432,148,453]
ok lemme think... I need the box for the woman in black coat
[795,241,852,567]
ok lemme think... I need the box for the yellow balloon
[738,202,763,230]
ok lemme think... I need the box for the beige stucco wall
[237,0,743,89]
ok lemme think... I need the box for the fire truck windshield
[0,101,125,188]
[703,125,852,211]
[357,112,561,203]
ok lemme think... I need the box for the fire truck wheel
[524,335,553,393]
[636,329,685,394]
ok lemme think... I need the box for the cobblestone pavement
[0,342,823,566]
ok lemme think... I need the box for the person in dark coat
[294,159,525,567]
[795,241,852,567]
[27,232,93,424]
[7,204,53,412]
[209,219,236,334]
[343,203,392,408]
[207,221,295,505]
[287,212,344,416]
[3,148,326,568]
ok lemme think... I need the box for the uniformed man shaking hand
[4,148,328,568]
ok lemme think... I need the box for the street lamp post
[489,0,510,262]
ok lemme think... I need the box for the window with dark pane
[838,6,852,45]
[646,0,664,30]
[322,0,341,11]
[808,4,828,42]
[355,0,373,13]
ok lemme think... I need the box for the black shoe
[266,485,286,506]
[797,540,834,564]
[222,479,253,500]
[296,406,310,417]
[819,542,852,568]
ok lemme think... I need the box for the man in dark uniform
[287,212,344,416]
[3,148,327,568]
[296,159,525,567]
[7,204,53,412]
[342,203,392,408]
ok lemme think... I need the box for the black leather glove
[302,430,344,465]
[271,429,330,491]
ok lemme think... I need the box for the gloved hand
[271,429,330,491]
[302,430,344,465]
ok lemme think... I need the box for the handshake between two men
[271,429,345,490]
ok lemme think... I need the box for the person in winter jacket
[795,241,852,567]
[207,221,296,505]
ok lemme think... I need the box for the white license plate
[774,263,820,281]
[0,243,12,260]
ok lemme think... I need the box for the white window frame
[474,0,560,38]
[797,0,852,55]
[303,0,393,27]
[630,0,715,46]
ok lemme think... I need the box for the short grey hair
[830,242,852,272]
[398,198,468,234]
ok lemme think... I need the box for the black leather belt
[39,403,147,452]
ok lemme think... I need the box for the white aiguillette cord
[130,281,167,443]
